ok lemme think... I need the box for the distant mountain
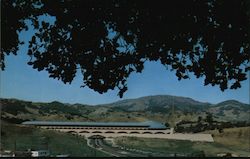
[1,96,249,124]
[99,95,211,112]
[214,100,249,109]
[1,98,96,122]
[208,100,250,121]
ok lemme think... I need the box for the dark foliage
[205,112,214,124]
[38,102,83,116]
[165,122,170,127]
[175,119,250,133]
[1,0,250,97]
[188,151,206,157]
[1,99,32,115]
[1,130,5,137]
[1,116,27,124]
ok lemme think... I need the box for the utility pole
[170,96,175,134]
[94,138,97,157]
[14,139,16,153]
[45,137,49,151]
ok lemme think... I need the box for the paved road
[89,138,148,157]
[88,138,190,157]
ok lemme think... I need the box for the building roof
[22,120,167,129]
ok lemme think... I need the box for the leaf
[183,75,189,79]
[2,0,249,97]
[27,62,33,65]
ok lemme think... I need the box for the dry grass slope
[114,127,250,157]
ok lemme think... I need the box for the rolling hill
[208,100,250,121]
[100,95,211,112]
[1,95,249,124]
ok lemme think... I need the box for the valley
[1,95,250,157]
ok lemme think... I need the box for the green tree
[165,122,170,128]
[197,116,202,123]
[1,0,250,97]
[205,113,213,125]
[218,127,224,133]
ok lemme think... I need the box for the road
[88,138,189,157]
[89,138,148,157]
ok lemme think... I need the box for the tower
[170,95,175,134]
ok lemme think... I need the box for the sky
[1,52,249,105]
[0,16,249,105]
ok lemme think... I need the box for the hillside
[1,95,249,124]
[1,121,109,157]
[115,127,250,157]
[99,95,211,112]
[208,100,250,121]
[1,99,96,122]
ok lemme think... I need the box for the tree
[1,0,250,98]
[197,116,202,123]
[165,122,170,128]
[218,127,224,133]
[205,113,213,125]
[190,150,206,157]
[196,116,204,132]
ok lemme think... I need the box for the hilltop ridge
[1,95,249,123]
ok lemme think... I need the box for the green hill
[1,95,249,124]
[99,95,211,112]
[1,121,109,157]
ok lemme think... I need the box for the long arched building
[22,120,172,136]
[22,120,214,142]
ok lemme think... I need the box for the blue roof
[22,120,167,129]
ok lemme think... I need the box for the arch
[105,131,115,134]
[79,131,90,133]
[89,135,105,139]
[117,131,128,134]
[154,132,165,134]
[92,131,103,134]
[67,131,77,134]
[142,131,153,134]
[129,131,140,134]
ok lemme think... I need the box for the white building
[31,150,50,157]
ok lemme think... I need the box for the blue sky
[1,16,249,105]
[1,52,249,105]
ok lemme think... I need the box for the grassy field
[2,121,249,157]
[114,127,250,157]
[1,121,110,157]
